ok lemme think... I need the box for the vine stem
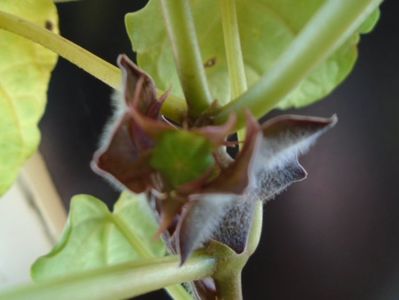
[219,0,247,99]
[216,273,243,300]
[214,0,383,128]
[0,10,187,122]
[160,0,212,118]
[0,254,216,300]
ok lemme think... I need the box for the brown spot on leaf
[204,57,217,68]
[45,20,53,31]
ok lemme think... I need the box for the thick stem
[216,273,243,300]
[219,0,247,99]
[0,10,187,122]
[0,255,216,300]
[215,0,382,128]
[160,0,212,118]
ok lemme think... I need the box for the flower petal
[211,195,256,254]
[176,193,236,264]
[253,114,338,179]
[176,114,260,261]
[91,55,167,193]
[176,114,337,261]
[118,54,159,115]
[91,115,154,193]
[203,112,261,194]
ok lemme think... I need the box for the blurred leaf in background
[126,0,379,108]
[0,0,58,195]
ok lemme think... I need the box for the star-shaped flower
[92,54,337,264]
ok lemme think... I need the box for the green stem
[219,0,247,99]
[0,255,216,300]
[0,10,187,122]
[246,201,263,256]
[215,273,243,300]
[112,215,192,300]
[219,0,247,142]
[209,202,263,299]
[215,0,382,128]
[160,0,212,118]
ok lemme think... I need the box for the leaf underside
[126,0,379,108]
[31,193,165,281]
[0,0,58,195]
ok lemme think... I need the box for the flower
[91,54,337,263]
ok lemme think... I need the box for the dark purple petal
[203,112,261,194]
[251,114,338,201]
[176,114,261,261]
[176,193,236,264]
[91,55,167,193]
[211,195,256,254]
[176,114,337,262]
[91,115,153,193]
[117,54,160,116]
[214,115,337,253]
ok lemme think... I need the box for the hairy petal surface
[177,194,234,263]
[176,115,260,261]
[252,115,338,200]
[177,114,337,260]
[92,56,239,240]
[91,55,167,193]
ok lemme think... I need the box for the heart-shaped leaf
[125,0,379,107]
[31,193,165,281]
[0,0,58,195]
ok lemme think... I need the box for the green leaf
[150,131,215,188]
[32,193,194,299]
[31,193,165,281]
[125,0,379,108]
[0,0,58,195]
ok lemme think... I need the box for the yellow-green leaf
[31,193,165,281]
[31,193,192,299]
[0,0,58,195]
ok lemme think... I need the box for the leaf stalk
[160,0,212,118]
[0,254,215,300]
